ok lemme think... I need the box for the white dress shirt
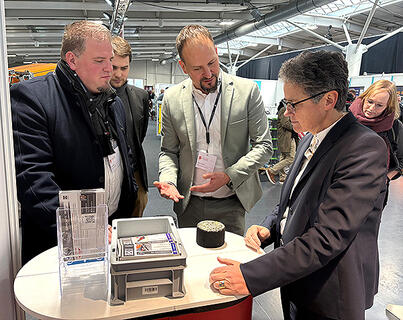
[191,74,234,198]
[103,139,124,216]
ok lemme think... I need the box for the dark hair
[176,25,214,62]
[279,50,349,112]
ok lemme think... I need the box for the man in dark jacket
[209,51,387,319]
[11,21,137,264]
[110,36,149,217]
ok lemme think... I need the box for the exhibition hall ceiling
[5,0,403,67]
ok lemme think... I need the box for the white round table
[14,228,262,320]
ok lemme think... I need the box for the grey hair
[279,50,349,111]
[61,21,111,60]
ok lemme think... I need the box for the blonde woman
[350,80,403,204]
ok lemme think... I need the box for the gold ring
[218,280,225,289]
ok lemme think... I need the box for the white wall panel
[129,61,187,88]
[0,1,21,319]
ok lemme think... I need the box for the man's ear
[65,51,78,71]
[324,90,339,110]
[178,60,188,75]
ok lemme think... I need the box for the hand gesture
[189,172,230,193]
[209,257,250,295]
[244,225,270,253]
[153,181,184,202]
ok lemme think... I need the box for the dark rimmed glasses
[281,90,333,113]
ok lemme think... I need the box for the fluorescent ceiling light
[151,58,159,62]
[104,0,113,7]
[306,24,318,30]
[219,21,236,26]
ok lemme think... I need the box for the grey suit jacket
[241,113,388,319]
[159,71,272,215]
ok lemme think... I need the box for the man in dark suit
[209,51,388,319]
[11,21,137,264]
[111,36,150,217]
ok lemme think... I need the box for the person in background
[11,21,137,264]
[209,50,388,319]
[345,91,355,111]
[265,101,296,185]
[154,24,272,235]
[349,79,402,206]
[348,88,357,99]
[111,36,150,217]
[157,88,165,101]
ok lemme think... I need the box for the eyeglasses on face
[281,90,334,113]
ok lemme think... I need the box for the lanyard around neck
[193,85,222,145]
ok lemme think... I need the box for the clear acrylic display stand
[56,204,109,296]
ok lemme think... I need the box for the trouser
[282,298,336,320]
[132,171,148,217]
[271,139,296,180]
[178,195,245,236]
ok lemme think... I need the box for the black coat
[241,113,388,319]
[117,84,149,189]
[11,67,137,264]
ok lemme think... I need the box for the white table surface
[14,228,262,320]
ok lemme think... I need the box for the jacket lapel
[298,113,356,184]
[281,113,357,238]
[280,136,311,204]
[220,72,235,146]
[182,80,197,164]
[276,136,311,228]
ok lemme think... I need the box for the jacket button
[99,177,104,183]
[289,208,293,215]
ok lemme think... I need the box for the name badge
[195,150,217,172]
[108,145,121,172]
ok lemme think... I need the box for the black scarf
[56,60,118,156]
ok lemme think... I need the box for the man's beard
[200,74,218,94]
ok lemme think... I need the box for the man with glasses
[210,51,388,319]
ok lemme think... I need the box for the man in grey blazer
[154,25,272,235]
[111,36,150,217]
[209,51,388,319]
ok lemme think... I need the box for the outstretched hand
[189,172,230,193]
[209,257,250,295]
[153,181,184,202]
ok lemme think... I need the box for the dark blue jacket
[11,66,137,264]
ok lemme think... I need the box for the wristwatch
[166,181,176,187]
[226,180,233,190]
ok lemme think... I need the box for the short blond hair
[112,36,132,62]
[359,80,400,119]
[176,25,214,62]
[61,21,111,60]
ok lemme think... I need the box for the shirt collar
[313,113,346,147]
